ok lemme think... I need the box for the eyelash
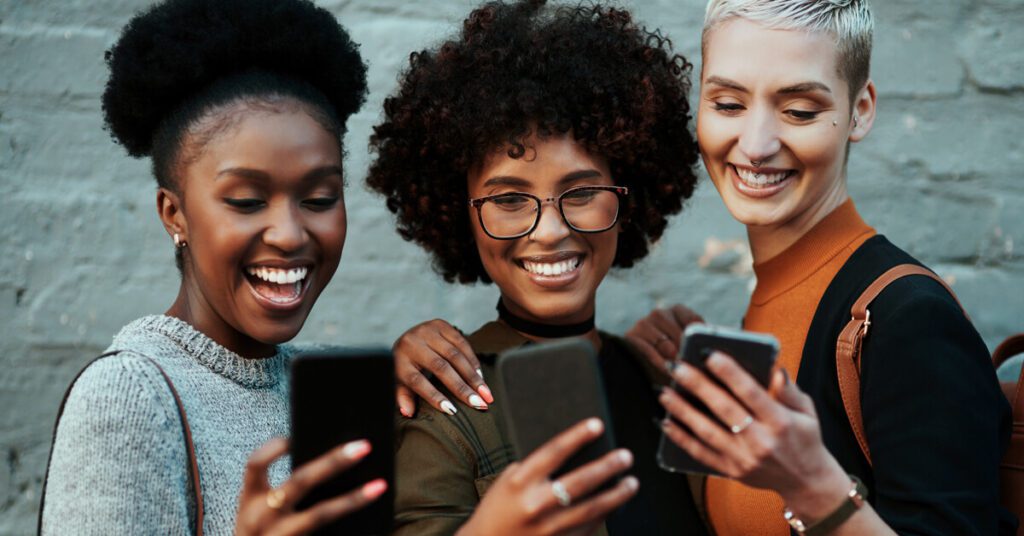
[223,197,340,212]
[712,102,821,121]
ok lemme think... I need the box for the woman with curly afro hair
[40,0,385,534]
[368,1,707,534]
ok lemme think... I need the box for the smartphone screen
[496,338,616,486]
[290,348,394,536]
[657,325,779,475]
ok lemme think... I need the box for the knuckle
[403,370,426,386]
[427,355,451,373]
[442,345,462,361]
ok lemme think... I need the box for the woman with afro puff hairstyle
[368,1,707,534]
[40,0,383,534]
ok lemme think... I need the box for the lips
[730,164,795,198]
[516,252,583,288]
[244,264,312,310]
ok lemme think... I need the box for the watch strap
[784,475,867,535]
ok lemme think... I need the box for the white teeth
[736,166,790,187]
[523,257,580,276]
[246,266,309,284]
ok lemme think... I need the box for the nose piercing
[832,119,838,126]
[750,159,762,168]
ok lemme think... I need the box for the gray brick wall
[1,0,1021,532]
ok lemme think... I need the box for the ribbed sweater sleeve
[42,353,193,535]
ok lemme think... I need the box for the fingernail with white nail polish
[440,400,457,416]
[468,394,487,409]
[586,418,603,433]
[476,368,485,380]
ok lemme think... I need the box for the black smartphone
[290,348,395,536]
[657,324,779,475]
[496,338,616,487]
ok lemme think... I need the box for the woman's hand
[392,319,493,417]
[457,418,639,536]
[625,304,704,373]
[235,438,387,535]
[658,353,860,523]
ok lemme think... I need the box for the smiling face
[468,134,619,326]
[698,18,875,261]
[160,101,346,357]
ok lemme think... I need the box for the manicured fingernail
[708,351,726,367]
[362,478,388,499]
[399,406,412,418]
[440,400,457,416]
[468,394,488,410]
[623,476,639,491]
[616,449,633,466]
[586,418,603,433]
[476,368,485,380]
[673,362,689,380]
[781,368,791,384]
[341,439,371,459]
[478,384,494,404]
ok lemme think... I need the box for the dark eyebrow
[777,82,832,95]
[215,165,344,182]
[705,76,832,96]
[705,76,747,92]
[482,169,604,189]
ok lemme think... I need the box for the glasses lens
[561,188,620,232]
[479,194,538,238]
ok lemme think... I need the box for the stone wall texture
[2,0,1022,532]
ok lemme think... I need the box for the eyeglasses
[468,185,629,240]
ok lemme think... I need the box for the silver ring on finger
[550,479,572,507]
[729,415,754,435]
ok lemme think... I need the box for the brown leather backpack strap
[836,264,964,467]
[142,357,204,536]
[993,334,1024,370]
[37,353,203,536]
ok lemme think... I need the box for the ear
[848,79,877,143]
[156,187,187,244]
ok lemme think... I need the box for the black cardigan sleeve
[860,276,1012,535]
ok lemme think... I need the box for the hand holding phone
[657,325,779,475]
[457,418,639,536]
[496,338,617,483]
[290,348,395,535]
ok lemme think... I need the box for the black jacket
[798,235,1015,534]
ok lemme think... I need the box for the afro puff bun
[367,0,699,284]
[102,0,367,159]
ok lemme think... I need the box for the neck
[166,280,276,359]
[747,185,849,263]
[496,298,601,350]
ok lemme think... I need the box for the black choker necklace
[496,299,595,338]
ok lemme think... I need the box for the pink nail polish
[341,439,371,459]
[478,384,494,404]
[362,478,388,498]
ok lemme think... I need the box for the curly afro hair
[367,0,699,285]
[103,0,367,189]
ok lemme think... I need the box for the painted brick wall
[1,0,1021,532]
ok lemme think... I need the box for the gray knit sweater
[42,315,293,535]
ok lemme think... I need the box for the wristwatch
[783,475,867,535]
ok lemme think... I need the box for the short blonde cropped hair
[703,0,873,95]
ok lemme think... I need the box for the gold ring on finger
[729,415,754,435]
[550,479,572,507]
[265,488,287,510]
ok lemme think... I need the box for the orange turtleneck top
[705,199,876,536]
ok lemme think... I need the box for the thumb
[771,369,815,415]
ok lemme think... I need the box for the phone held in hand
[290,348,395,536]
[657,324,779,476]
[497,338,616,486]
